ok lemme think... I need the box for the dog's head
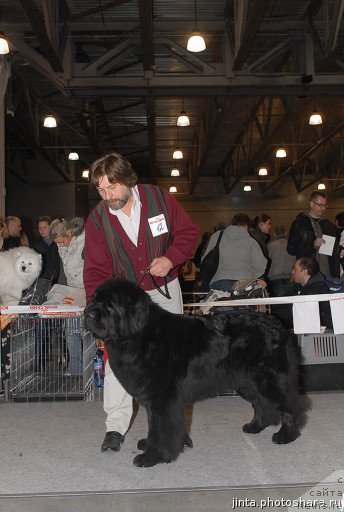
[13,247,42,282]
[84,279,151,342]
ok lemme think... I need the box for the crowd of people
[1,152,344,451]
[0,214,87,387]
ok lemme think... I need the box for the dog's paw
[242,422,265,434]
[137,438,146,451]
[272,429,300,444]
[133,452,171,467]
[184,433,193,448]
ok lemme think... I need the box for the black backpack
[199,230,224,291]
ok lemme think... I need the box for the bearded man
[83,152,199,452]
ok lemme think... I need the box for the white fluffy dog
[0,247,42,305]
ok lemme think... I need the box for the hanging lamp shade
[187,31,206,52]
[82,169,89,179]
[169,185,177,193]
[68,152,79,161]
[318,182,326,190]
[177,110,190,127]
[171,169,180,177]
[309,111,323,125]
[43,115,57,128]
[243,183,252,191]
[186,0,206,52]
[173,148,183,159]
[0,36,9,55]
[276,147,286,158]
[258,167,268,176]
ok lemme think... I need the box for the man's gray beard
[105,188,131,210]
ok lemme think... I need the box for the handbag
[199,230,224,292]
[19,277,52,305]
[198,279,269,315]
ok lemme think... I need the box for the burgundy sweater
[83,184,199,302]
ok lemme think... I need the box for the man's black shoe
[101,431,125,452]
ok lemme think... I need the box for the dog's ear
[111,291,149,339]
[130,294,150,335]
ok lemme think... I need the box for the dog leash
[137,267,171,300]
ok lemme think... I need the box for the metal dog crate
[8,314,94,402]
[298,332,344,392]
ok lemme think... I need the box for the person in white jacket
[49,218,85,375]
[201,213,267,292]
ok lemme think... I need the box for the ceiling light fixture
[173,127,183,159]
[317,182,326,190]
[258,167,268,176]
[68,152,79,161]
[43,115,57,128]
[177,110,190,127]
[0,35,9,55]
[171,168,180,177]
[82,169,89,179]
[187,0,206,52]
[309,110,323,125]
[276,147,286,158]
[177,98,190,127]
[243,183,252,192]
[173,148,183,159]
[169,185,177,193]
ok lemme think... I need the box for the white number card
[148,214,168,237]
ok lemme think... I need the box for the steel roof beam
[145,96,157,183]
[83,39,137,74]
[70,0,132,22]
[263,119,344,192]
[138,0,154,72]
[18,0,63,73]
[326,0,344,53]
[232,0,272,71]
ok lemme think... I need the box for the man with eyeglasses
[287,191,338,278]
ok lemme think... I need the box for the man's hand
[96,339,105,351]
[314,237,325,247]
[149,256,173,277]
[0,314,17,330]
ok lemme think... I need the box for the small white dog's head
[13,247,42,283]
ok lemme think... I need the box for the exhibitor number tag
[148,214,168,237]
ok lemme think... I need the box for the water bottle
[93,349,104,388]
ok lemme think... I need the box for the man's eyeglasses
[312,200,328,209]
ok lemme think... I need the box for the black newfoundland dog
[84,278,308,467]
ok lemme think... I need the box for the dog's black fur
[84,278,309,467]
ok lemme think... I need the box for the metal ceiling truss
[263,119,344,193]
[307,0,344,59]
[9,117,73,183]
[219,96,294,194]
[3,0,344,195]
[232,0,272,71]
[188,98,226,194]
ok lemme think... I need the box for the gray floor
[0,393,343,511]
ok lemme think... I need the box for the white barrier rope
[0,305,84,315]
[183,293,344,308]
[2,293,344,314]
